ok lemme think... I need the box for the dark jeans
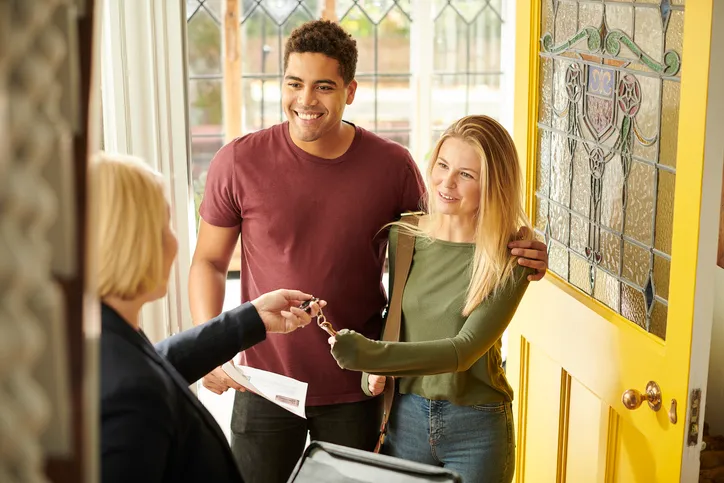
[230,390,382,483]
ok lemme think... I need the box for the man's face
[282,52,357,144]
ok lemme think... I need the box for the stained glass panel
[666,10,685,70]
[659,81,680,168]
[549,241,569,278]
[577,3,603,32]
[632,75,660,162]
[622,241,650,287]
[536,197,548,233]
[655,169,676,255]
[537,129,551,196]
[650,301,668,339]
[552,59,570,132]
[653,254,670,300]
[599,158,624,233]
[600,229,621,275]
[549,202,570,245]
[540,0,554,36]
[539,57,553,125]
[535,0,683,339]
[570,212,587,255]
[606,4,634,41]
[554,2,578,45]
[624,160,655,245]
[633,7,663,64]
[594,268,620,312]
[570,143,591,215]
[549,132,570,205]
[570,253,592,295]
[621,283,646,329]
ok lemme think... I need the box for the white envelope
[222,361,309,418]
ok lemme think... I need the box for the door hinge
[687,389,702,446]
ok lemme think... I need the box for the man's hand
[367,374,386,396]
[251,289,326,334]
[202,366,246,395]
[509,226,548,282]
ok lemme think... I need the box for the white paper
[222,361,308,418]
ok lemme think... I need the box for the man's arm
[509,227,549,282]
[188,219,243,394]
[189,220,239,323]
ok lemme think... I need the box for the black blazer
[101,302,266,483]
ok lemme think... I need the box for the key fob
[298,297,320,314]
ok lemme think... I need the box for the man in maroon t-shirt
[190,20,549,483]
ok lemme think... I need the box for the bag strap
[374,214,420,453]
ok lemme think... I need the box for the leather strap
[374,214,419,453]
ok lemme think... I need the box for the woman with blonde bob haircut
[95,153,325,483]
[330,115,533,483]
[96,153,170,301]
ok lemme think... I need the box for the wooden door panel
[565,378,611,483]
[518,342,562,483]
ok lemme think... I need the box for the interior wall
[706,158,724,436]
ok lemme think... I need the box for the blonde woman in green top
[329,115,533,483]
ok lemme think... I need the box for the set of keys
[298,297,337,336]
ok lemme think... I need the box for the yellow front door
[508,1,723,482]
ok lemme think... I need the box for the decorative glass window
[186,0,225,216]
[535,0,685,339]
[239,0,321,131]
[336,0,413,148]
[432,0,507,144]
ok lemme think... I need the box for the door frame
[510,0,724,480]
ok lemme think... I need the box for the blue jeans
[382,393,515,483]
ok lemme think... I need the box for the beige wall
[706,268,724,435]
[707,156,724,436]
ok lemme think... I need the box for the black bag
[287,441,462,483]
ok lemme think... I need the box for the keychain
[298,297,337,336]
[316,307,337,337]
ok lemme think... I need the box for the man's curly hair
[284,20,358,85]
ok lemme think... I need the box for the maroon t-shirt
[199,121,425,405]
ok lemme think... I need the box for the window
[186,0,513,224]
[534,0,684,339]
[432,0,506,143]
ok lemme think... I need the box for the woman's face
[430,137,482,218]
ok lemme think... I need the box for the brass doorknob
[622,381,662,411]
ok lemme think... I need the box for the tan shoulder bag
[374,214,420,453]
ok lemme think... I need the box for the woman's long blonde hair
[395,115,531,316]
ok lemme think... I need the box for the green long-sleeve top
[331,227,532,406]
